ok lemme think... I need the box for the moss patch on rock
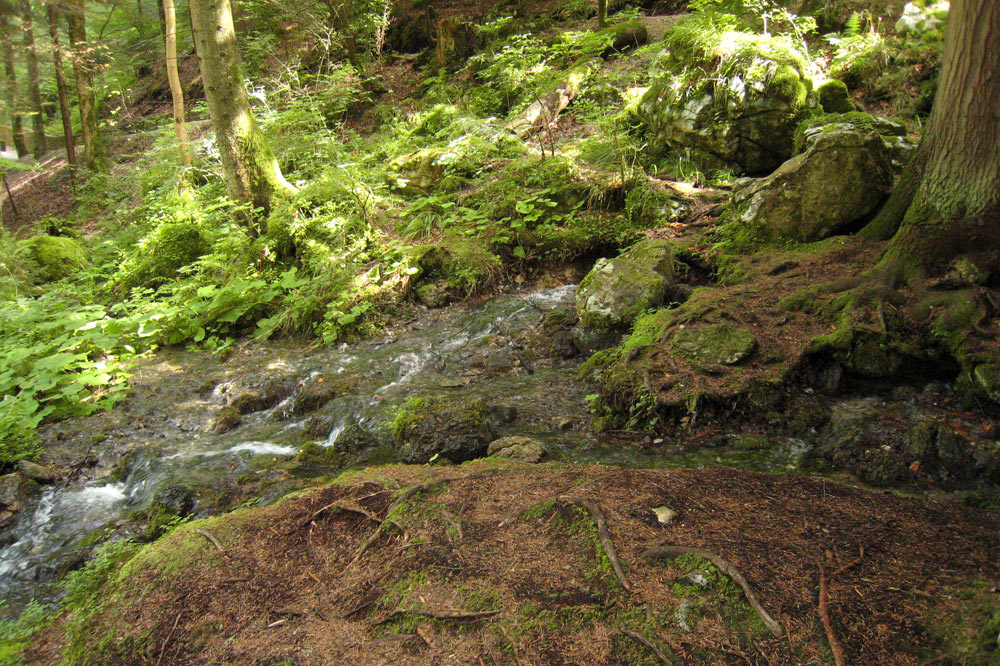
[24,235,89,283]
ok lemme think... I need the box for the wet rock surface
[487,436,547,463]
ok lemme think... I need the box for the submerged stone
[576,238,674,332]
[671,323,757,366]
[292,374,360,416]
[213,406,242,433]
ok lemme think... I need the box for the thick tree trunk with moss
[22,1,46,158]
[597,0,607,27]
[67,0,107,171]
[162,0,191,165]
[866,0,1000,279]
[1,14,28,157]
[47,0,76,165]
[189,0,294,217]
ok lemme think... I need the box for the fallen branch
[194,529,224,553]
[639,545,783,638]
[375,608,501,625]
[310,500,382,524]
[154,613,182,666]
[618,630,672,664]
[818,564,846,666]
[343,482,441,571]
[832,546,865,577]
[559,495,631,591]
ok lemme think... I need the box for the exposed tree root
[375,608,501,625]
[818,564,846,666]
[309,500,382,525]
[559,495,632,592]
[618,630,672,664]
[193,529,224,553]
[639,545,783,638]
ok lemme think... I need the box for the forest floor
[23,462,1000,666]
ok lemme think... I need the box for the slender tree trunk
[876,0,1000,278]
[22,0,46,158]
[598,0,608,27]
[47,0,76,165]
[162,0,191,165]
[66,0,106,171]
[189,0,294,218]
[0,14,28,157]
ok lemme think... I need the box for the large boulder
[576,238,675,332]
[723,127,893,243]
[393,398,496,464]
[638,36,813,175]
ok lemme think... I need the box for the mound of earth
[27,462,1000,665]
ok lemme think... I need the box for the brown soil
[28,461,1000,665]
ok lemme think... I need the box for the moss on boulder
[115,223,209,292]
[817,79,854,113]
[24,235,89,283]
[671,323,758,366]
[576,239,675,332]
[392,397,495,464]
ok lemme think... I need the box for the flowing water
[0,284,821,614]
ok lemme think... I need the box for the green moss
[768,65,808,108]
[24,235,89,283]
[817,79,854,113]
[925,584,1000,665]
[114,222,209,292]
[793,110,904,153]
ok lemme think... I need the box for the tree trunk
[873,0,1000,279]
[47,0,76,165]
[189,0,294,218]
[22,0,47,159]
[162,0,191,165]
[598,0,608,27]
[0,14,28,157]
[66,0,107,171]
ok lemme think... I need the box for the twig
[194,529,224,553]
[375,608,501,625]
[559,495,631,591]
[639,545,783,638]
[310,500,382,524]
[618,630,672,664]
[154,613,182,666]
[818,564,846,666]
[832,546,865,577]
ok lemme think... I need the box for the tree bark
[66,0,107,171]
[875,0,1000,279]
[597,0,608,27]
[162,0,191,165]
[189,0,294,218]
[22,0,46,158]
[47,0,76,165]
[0,14,28,157]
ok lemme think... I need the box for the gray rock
[395,399,495,464]
[152,484,198,517]
[487,436,546,463]
[0,473,40,510]
[723,128,893,243]
[17,460,64,484]
[576,239,675,331]
[671,323,758,366]
[571,325,621,355]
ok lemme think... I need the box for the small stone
[652,506,677,525]
[152,484,198,517]
[487,436,546,463]
[554,417,573,432]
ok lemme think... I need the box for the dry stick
[310,501,382,524]
[194,529,224,553]
[818,564,846,666]
[375,608,502,625]
[559,495,631,592]
[618,630,672,665]
[639,546,783,638]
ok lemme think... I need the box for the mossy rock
[213,406,242,433]
[624,182,692,227]
[487,436,546,463]
[793,111,906,154]
[24,235,89,283]
[973,364,1000,404]
[817,79,854,113]
[292,374,361,416]
[392,397,495,464]
[576,239,675,332]
[115,222,209,292]
[606,20,648,55]
[671,323,758,366]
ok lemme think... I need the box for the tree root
[618,630,672,664]
[375,608,501,625]
[818,564,846,666]
[193,529,224,553]
[639,545,783,638]
[500,493,631,591]
[559,495,631,591]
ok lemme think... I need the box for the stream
[0,283,979,616]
